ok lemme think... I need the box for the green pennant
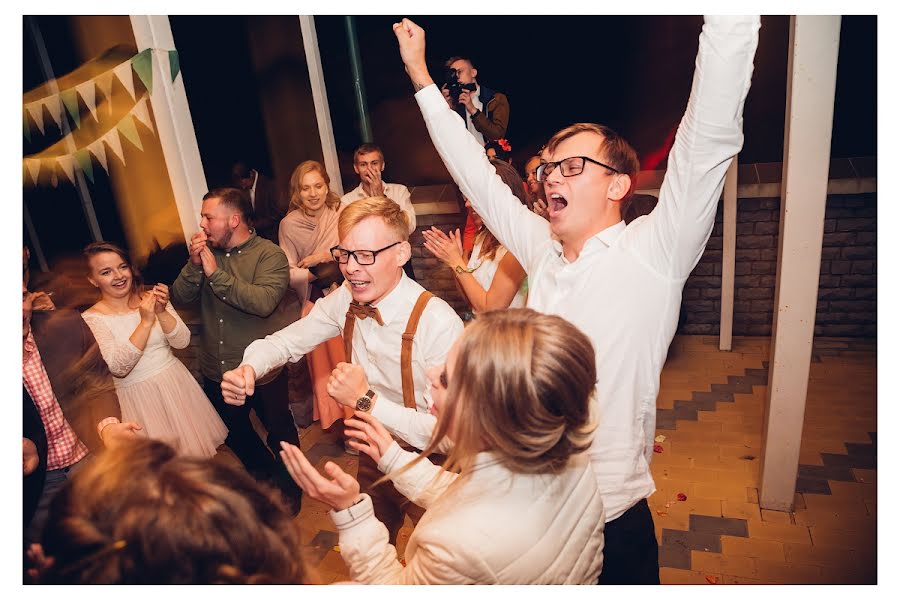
[60,88,80,129]
[117,114,143,151]
[23,111,31,143]
[168,50,180,83]
[75,149,94,184]
[131,48,153,95]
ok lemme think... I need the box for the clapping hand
[343,411,395,463]
[199,245,218,277]
[422,227,466,270]
[138,291,157,324]
[151,283,169,313]
[280,442,361,511]
[189,231,208,265]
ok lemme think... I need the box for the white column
[759,15,841,511]
[298,16,343,196]
[719,158,738,351]
[129,15,208,243]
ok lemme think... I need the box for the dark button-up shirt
[171,231,292,381]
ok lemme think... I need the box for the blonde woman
[281,309,605,584]
[278,160,343,304]
[279,160,348,432]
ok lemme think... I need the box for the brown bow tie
[347,301,384,326]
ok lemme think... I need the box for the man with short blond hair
[223,195,463,543]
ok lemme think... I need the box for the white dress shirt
[242,272,463,449]
[414,15,760,521]
[340,182,417,234]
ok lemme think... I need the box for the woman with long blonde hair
[281,308,605,584]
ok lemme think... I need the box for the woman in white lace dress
[80,242,226,458]
[422,159,529,313]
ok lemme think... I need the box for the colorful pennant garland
[23,48,179,139]
[23,96,156,187]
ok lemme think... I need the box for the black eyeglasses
[536,156,621,182]
[330,241,401,265]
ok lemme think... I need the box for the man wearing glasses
[393,16,760,583]
[222,196,463,544]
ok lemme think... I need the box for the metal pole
[25,15,103,242]
[344,16,373,143]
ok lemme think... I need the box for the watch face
[356,396,372,412]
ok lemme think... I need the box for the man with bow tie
[222,196,463,542]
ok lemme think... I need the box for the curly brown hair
[40,439,308,584]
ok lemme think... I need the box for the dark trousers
[357,449,436,545]
[203,371,302,509]
[24,454,90,548]
[597,498,660,584]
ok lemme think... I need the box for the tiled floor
[289,335,877,585]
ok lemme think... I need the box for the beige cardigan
[330,443,605,584]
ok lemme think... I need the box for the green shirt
[171,232,293,381]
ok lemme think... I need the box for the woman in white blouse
[80,242,226,458]
[281,308,606,584]
[422,158,529,313]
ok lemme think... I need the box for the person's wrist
[335,494,364,512]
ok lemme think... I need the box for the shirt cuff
[376,441,405,474]
[414,84,445,118]
[330,493,375,530]
[97,416,120,438]
[370,398,407,436]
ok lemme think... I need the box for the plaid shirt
[23,331,89,470]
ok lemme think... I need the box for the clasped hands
[189,231,218,277]
[280,410,395,511]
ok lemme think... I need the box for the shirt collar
[368,271,414,325]
[250,171,259,195]
[550,219,626,260]
[471,83,483,112]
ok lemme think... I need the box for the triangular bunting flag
[75,149,95,184]
[60,88,80,129]
[23,111,31,143]
[50,167,59,188]
[113,61,136,101]
[43,95,64,131]
[57,155,77,185]
[117,114,143,151]
[104,128,126,166]
[26,102,45,135]
[25,159,41,185]
[88,139,108,174]
[169,50,180,83]
[132,97,155,134]
[131,49,153,95]
[76,81,98,122]
[97,71,114,115]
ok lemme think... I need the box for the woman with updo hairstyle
[80,241,226,457]
[281,308,606,584]
[38,439,309,584]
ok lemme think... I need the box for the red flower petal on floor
[705,575,719,584]
[653,444,664,453]
[677,493,688,502]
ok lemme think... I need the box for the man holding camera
[441,56,509,144]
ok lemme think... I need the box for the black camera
[445,67,477,104]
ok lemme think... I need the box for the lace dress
[81,302,227,458]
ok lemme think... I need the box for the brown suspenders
[342,291,433,410]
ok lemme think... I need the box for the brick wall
[409,211,470,315]
[681,193,876,337]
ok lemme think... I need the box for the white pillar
[719,158,738,351]
[129,15,208,244]
[759,15,841,511]
[298,16,343,196]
